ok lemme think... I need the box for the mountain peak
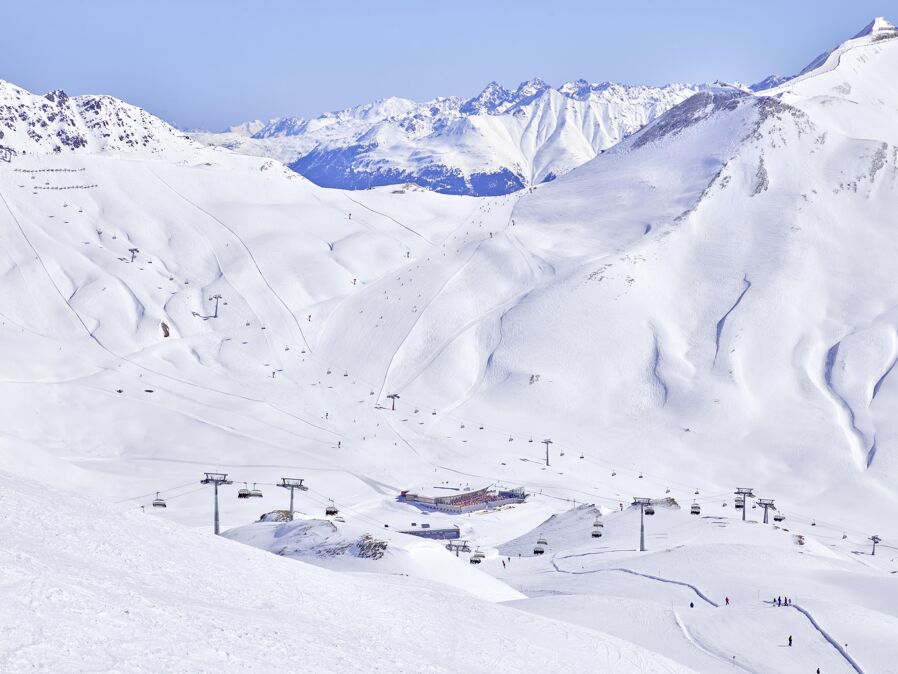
[459,81,514,115]
[853,16,897,39]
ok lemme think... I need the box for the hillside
[1,15,898,674]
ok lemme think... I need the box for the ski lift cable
[114,479,199,504]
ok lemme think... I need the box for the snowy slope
[1,15,898,673]
[0,472,695,673]
[192,79,704,195]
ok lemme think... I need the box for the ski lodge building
[399,485,527,513]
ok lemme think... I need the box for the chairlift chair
[152,492,167,508]
[470,550,485,564]
[533,543,545,555]
[773,512,785,522]
[250,483,263,498]
[735,496,744,509]
[237,483,252,499]
[591,529,603,538]
[593,519,604,528]
[690,502,701,515]
[325,499,339,516]
[644,505,655,516]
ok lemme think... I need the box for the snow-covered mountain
[192,78,705,195]
[0,79,192,157]
[2,16,898,673]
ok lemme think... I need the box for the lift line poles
[735,487,755,521]
[757,498,776,524]
[200,472,233,535]
[632,498,652,552]
[278,477,308,521]
[870,535,881,555]
[542,438,553,467]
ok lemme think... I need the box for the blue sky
[2,1,894,130]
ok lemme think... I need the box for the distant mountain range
[191,79,709,196]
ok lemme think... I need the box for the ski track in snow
[150,169,313,354]
[789,603,865,674]
[672,609,756,673]
[549,561,719,607]
[342,192,434,244]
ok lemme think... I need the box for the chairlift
[470,550,485,564]
[593,518,604,528]
[152,492,167,508]
[508,435,513,442]
[694,489,700,495]
[251,483,263,498]
[325,499,339,516]
[479,425,484,430]
[644,505,655,516]
[528,437,533,443]
[579,452,584,459]
[237,483,252,499]
[735,496,744,509]
[690,502,701,515]
[638,472,643,479]
[665,487,670,494]
[591,528,603,538]
[811,519,816,527]
[536,537,547,546]
[533,543,546,555]
[612,470,617,477]
[773,512,785,522]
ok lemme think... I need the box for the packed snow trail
[343,192,434,244]
[150,169,313,354]
[672,610,756,673]
[550,561,719,607]
[790,604,865,674]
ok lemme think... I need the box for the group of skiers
[773,595,791,606]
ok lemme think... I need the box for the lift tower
[278,477,308,521]
[734,487,755,521]
[631,498,653,552]
[757,498,776,524]
[200,472,233,535]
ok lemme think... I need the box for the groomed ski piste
[1,16,898,674]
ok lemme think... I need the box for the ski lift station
[399,485,527,513]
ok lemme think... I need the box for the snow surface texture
[1,16,898,674]
[0,474,692,673]
[192,79,705,195]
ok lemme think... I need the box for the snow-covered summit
[0,79,193,157]
[852,15,897,40]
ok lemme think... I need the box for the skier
[788,635,792,647]
[725,596,730,606]
[689,602,694,608]
[502,560,506,569]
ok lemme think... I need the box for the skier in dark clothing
[788,635,792,647]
